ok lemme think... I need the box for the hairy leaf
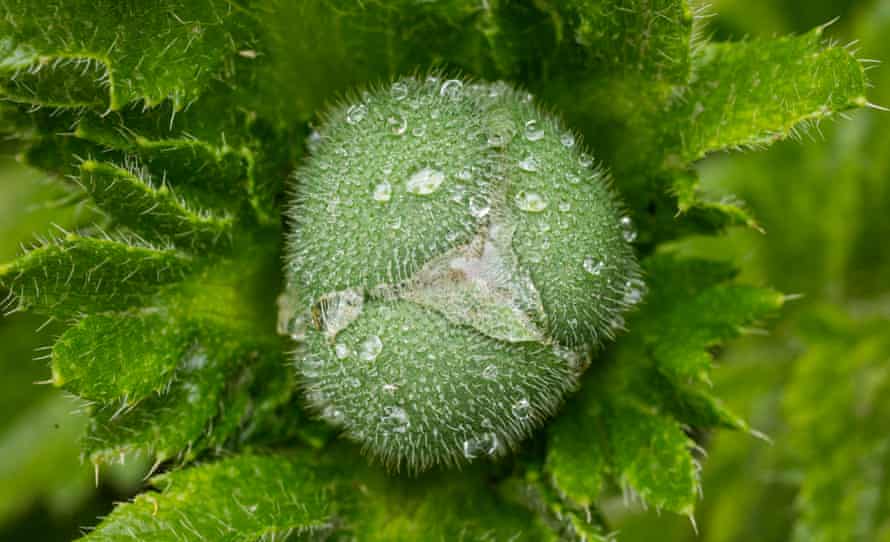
[81,454,334,541]
[0,236,191,316]
[0,0,252,110]
[668,26,867,163]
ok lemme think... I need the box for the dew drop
[620,216,638,242]
[346,104,367,125]
[284,315,307,341]
[565,172,581,185]
[412,125,426,137]
[623,278,647,305]
[487,133,508,147]
[515,191,548,212]
[524,119,545,141]
[381,406,411,433]
[307,130,322,153]
[387,114,407,135]
[359,335,384,362]
[463,432,499,459]
[335,343,352,359]
[390,81,409,101]
[518,155,539,172]
[407,167,445,195]
[347,377,361,388]
[469,195,491,218]
[579,153,593,168]
[560,132,576,148]
[457,168,472,181]
[440,79,463,99]
[323,405,345,424]
[512,398,531,421]
[583,256,604,276]
[372,181,392,202]
[558,201,571,212]
[382,383,399,394]
[481,364,498,380]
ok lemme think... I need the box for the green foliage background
[0,0,886,540]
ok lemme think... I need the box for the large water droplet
[512,398,531,421]
[518,155,539,172]
[487,133,508,147]
[623,278,647,305]
[346,104,367,125]
[381,406,410,433]
[620,216,638,242]
[583,256,604,276]
[407,167,445,195]
[359,335,384,361]
[439,79,463,99]
[387,114,407,135]
[524,119,545,141]
[390,81,409,101]
[373,182,392,202]
[463,432,499,459]
[515,191,548,212]
[560,132,576,148]
[469,195,491,218]
[335,343,352,359]
[323,405,345,425]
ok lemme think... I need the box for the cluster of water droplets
[282,75,643,472]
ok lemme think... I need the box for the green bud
[282,76,642,472]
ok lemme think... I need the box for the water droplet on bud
[583,256,604,276]
[407,168,445,195]
[346,104,367,124]
[390,81,409,101]
[373,182,392,202]
[620,216,638,242]
[560,132,576,148]
[469,196,491,218]
[515,191,548,212]
[512,398,531,421]
[524,120,545,141]
[439,79,464,99]
[518,155,539,172]
[359,335,384,361]
[387,114,407,135]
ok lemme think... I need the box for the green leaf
[79,160,234,249]
[51,310,195,403]
[0,236,192,316]
[81,454,334,542]
[668,26,867,163]
[334,456,555,542]
[555,0,695,86]
[639,254,784,383]
[0,0,253,110]
[546,396,608,509]
[604,399,699,515]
